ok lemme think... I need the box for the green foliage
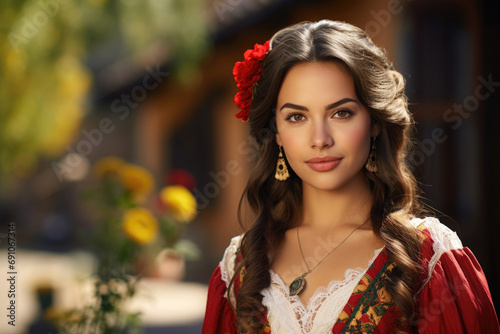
[0,0,209,183]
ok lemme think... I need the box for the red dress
[202,218,499,333]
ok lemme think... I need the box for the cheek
[276,121,302,153]
[276,128,305,168]
[341,122,372,155]
[280,134,302,157]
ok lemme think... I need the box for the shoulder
[409,218,500,331]
[409,216,463,252]
[204,237,242,333]
[409,217,464,295]
[219,234,244,288]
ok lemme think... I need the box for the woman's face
[275,61,379,191]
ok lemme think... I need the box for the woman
[202,20,499,333]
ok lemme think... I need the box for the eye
[285,113,306,123]
[333,109,353,119]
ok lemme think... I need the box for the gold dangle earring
[275,146,290,181]
[365,136,378,173]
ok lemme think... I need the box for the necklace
[289,219,369,296]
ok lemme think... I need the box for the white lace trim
[262,247,384,334]
[219,234,243,305]
[410,217,463,298]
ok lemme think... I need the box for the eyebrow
[279,98,358,112]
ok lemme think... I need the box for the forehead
[277,61,357,104]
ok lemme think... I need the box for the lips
[306,156,342,172]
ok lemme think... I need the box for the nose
[310,121,334,149]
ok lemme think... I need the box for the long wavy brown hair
[228,20,427,333]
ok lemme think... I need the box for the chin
[299,169,366,192]
[301,177,350,191]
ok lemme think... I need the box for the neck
[300,171,373,231]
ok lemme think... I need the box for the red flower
[164,169,197,190]
[233,40,271,122]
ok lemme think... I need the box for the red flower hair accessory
[233,40,271,122]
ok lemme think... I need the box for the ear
[371,121,380,137]
[275,132,282,147]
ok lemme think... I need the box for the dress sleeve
[202,264,238,334]
[414,247,500,333]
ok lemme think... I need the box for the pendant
[289,276,306,296]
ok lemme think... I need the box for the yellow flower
[119,164,154,202]
[93,156,125,179]
[122,208,158,244]
[159,185,197,223]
